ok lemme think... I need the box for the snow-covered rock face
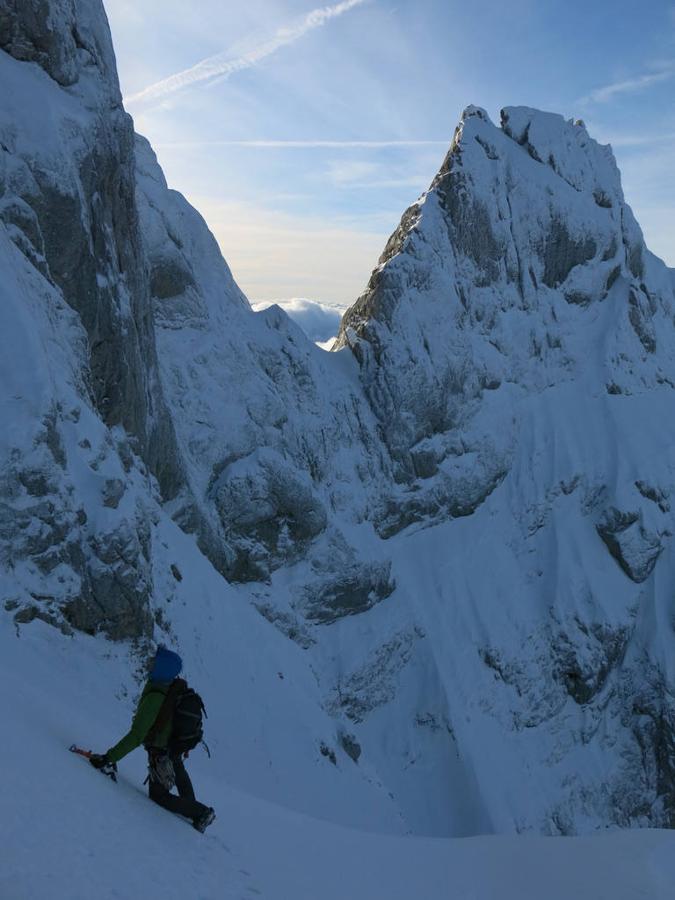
[337,105,674,519]
[134,135,391,585]
[4,0,675,840]
[336,105,675,831]
[0,0,182,490]
[0,0,391,643]
[0,0,181,640]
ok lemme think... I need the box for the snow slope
[3,621,675,900]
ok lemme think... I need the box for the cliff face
[337,105,674,534]
[134,135,391,592]
[0,0,184,640]
[0,0,182,486]
[3,1,675,837]
[336,105,675,831]
[0,0,394,648]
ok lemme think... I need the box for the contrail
[125,0,368,108]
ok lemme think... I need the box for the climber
[89,646,216,833]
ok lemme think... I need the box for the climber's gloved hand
[89,753,110,770]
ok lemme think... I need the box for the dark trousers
[147,752,208,822]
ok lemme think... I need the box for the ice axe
[69,744,118,781]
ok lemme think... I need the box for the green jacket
[106,680,174,764]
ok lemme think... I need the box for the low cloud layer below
[252,298,345,344]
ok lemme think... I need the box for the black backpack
[145,677,207,755]
[169,682,207,755]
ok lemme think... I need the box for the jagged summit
[337,103,671,474]
[457,105,622,200]
[340,103,648,339]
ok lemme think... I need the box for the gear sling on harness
[142,678,208,785]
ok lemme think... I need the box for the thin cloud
[152,140,449,149]
[125,0,368,108]
[579,66,674,105]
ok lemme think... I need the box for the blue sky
[105,0,675,307]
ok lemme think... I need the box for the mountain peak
[441,105,623,207]
[337,103,671,478]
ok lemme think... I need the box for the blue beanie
[150,646,182,683]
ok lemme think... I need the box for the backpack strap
[144,677,186,748]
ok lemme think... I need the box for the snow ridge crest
[450,104,623,202]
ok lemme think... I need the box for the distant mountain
[2,0,675,836]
